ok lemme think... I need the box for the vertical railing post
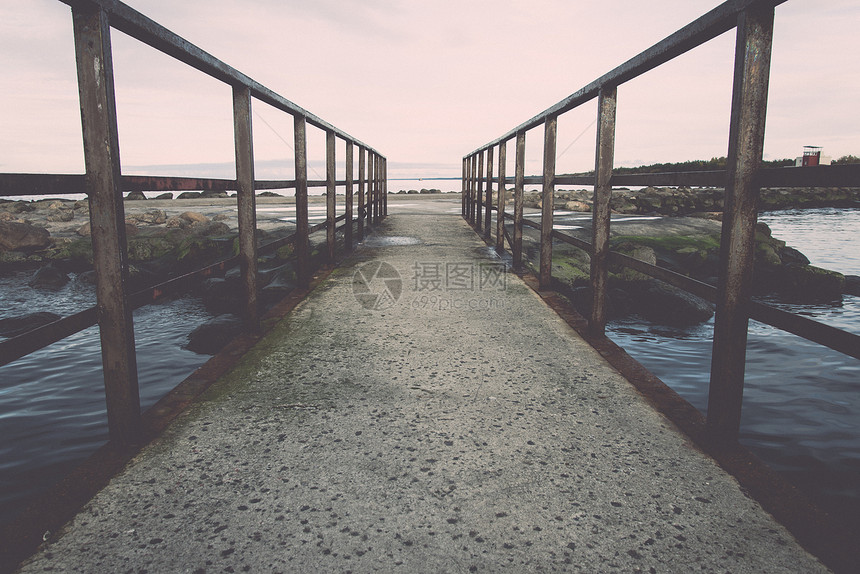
[476,150,484,232]
[465,156,471,220]
[383,157,388,217]
[345,141,354,250]
[590,86,617,335]
[72,5,140,447]
[294,115,310,288]
[495,141,507,252]
[233,86,259,329]
[513,131,525,271]
[539,116,557,290]
[325,130,336,261]
[372,154,380,225]
[470,154,478,225]
[462,157,468,217]
[358,146,366,240]
[484,145,494,238]
[707,4,775,443]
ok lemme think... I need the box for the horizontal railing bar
[607,250,719,302]
[540,227,859,361]
[522,218,540,230]
[0,307,98,368]
[551,229,592,253]
[0,253,239,368]
[748,301,860,361]
[555,175,597,186]
[467,0,788,155]
[58,0,381,155]
[610,170,727,187]
[757,164,860,188]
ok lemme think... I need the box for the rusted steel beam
[610,170,727,188]
[476,151,484,232]
[293,115,310,288]
[748,301,860,361]
[707,3,775,443]
[757,164,860,187]
[590,86,617,336]
[72,4,140,448]
[58,0,380,155]
[485,146,494,239]
[468,0,787,154]
[551,229,591,253]
[495,141,507,252]
[513,131,526,270]
[358,146,366,241]
[345,141,354,250]
[539,116,557,290]
[0,308,98,368]
[233,85,259,329]
[0,174,87,196]
[326,130,336,261]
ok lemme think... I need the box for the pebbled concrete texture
[16,213,828,573]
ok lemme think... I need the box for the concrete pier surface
[16,211,828,573]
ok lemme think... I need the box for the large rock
[0,312,62,337]
[0,221,51,252]
[185,314,244,354]
[628,279,714,327]
[125,191,147,200]
[29,264,70,290]
[845,275,860,297]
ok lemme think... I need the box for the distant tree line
[572,154,857,176]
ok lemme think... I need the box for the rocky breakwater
[522,185,860,215]
[0,197,301,354]
[544,216,852,327]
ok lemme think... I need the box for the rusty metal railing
[462,0,860,443]
[0,0,387,447]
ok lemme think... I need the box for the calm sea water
[607,207,860,528]
[0,206,857,530]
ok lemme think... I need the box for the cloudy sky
[2,0,858,184]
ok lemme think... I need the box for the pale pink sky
[2,0,858,182]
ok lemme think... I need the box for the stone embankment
[522,186,860,215]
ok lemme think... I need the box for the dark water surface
[0,276,214,524]
[607,207,860,529]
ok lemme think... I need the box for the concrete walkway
[17,213,827,573]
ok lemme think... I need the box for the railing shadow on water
[0,0,388,550]
[462,0,858,570]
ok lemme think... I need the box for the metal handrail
[461,0,857,444]
[0,0,387,447]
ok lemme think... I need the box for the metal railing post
[476,150,484,232]
[294,115,310,288]
[513,131,526,270]
[539,116,557,290]
[372,154,379,225]
[590,86,617,335]
[345,141,354,249]
[383,157,388,216]
[462,157,468,217]
[484,145,494,238]
[707,3,775,443]
[233,86,259,329]
[495,141,507,252]
[470,153,478,225]
[358,146,366,240]
[326,130,336,261]
[72,5,140,447]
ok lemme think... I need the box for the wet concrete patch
[361,235,423,247]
